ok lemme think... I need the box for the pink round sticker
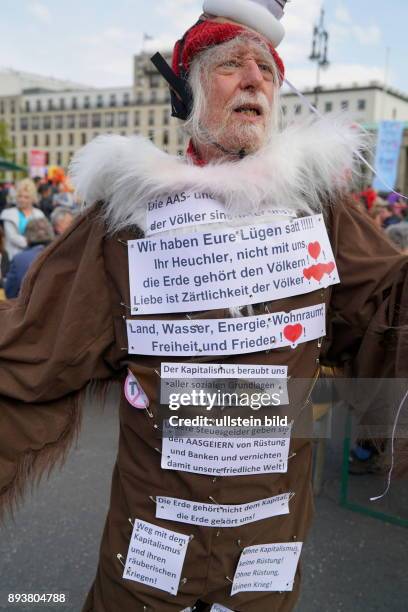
[124,370,150,409]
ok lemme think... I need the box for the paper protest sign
[126,303,325,356]
[231,542,303,595]
[160,363,289,407]
[156,493,292,528]
[145,191,295,236]
[161,363,288,379]
[161,378,289,408]
[123,519,189,595]
[161,421,292,476]
[128,214,338,315]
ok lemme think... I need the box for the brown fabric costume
[0,195,407,612]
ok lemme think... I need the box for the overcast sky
[1,0,407,93]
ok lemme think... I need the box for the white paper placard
[161,363,288,379]
[231,542,303,595]
[161,379,289,408]
[145,191,295,236]
[160,363,289,407]
[156,493,292,528]
[123,519,189,595]
[161,422,291,476]
[210,605,235,612]
[128,214,338,315]
[126,303,325,356]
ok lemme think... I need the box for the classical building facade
[282,83,408,192]
[0,54,185,170]
[282,82,408,124]
[1,56,408,190]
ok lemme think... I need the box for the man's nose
[240,60,264,90]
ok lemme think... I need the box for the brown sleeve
[0,205,119,403]
[321,197,408,475]
[0,206,122,516]
[322,196,408,378]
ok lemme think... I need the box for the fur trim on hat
[172,20,285,82]
[69,114,367,235]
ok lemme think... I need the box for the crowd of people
[0,176,79,298]
[355,186,408,253]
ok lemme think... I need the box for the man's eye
[221,60,240,68]
[258,63,273,73]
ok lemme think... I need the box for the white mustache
[226,92,271,115]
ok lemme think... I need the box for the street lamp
[309,8,330,108]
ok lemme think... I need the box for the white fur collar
[69,114,366,234]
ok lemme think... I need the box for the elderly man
[0,2,407,611]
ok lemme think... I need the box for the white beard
[200,91,274,155]
[207,116,268,154]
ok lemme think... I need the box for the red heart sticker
[312,263,325,281]
[304,262,336,282]
[303,264,324,281]
[303,267,312,280]
[283,324,303,344]
[308,242,321,260]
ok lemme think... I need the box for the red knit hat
[172,19,285,84]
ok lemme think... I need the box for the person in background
[0,225,10,291]
[38,183,54,219]
[50,206,76,236]
[359,186,377,211]
[0,178,45,258]
[368,198,393,229]
[349,192,368,215]
[0,182,8,215]
[6,183,17,206]
[385,223,408,254]
[383,199,408,228]
[32,176,42,191]
[52,181,75,210]
[4,218,54,299]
